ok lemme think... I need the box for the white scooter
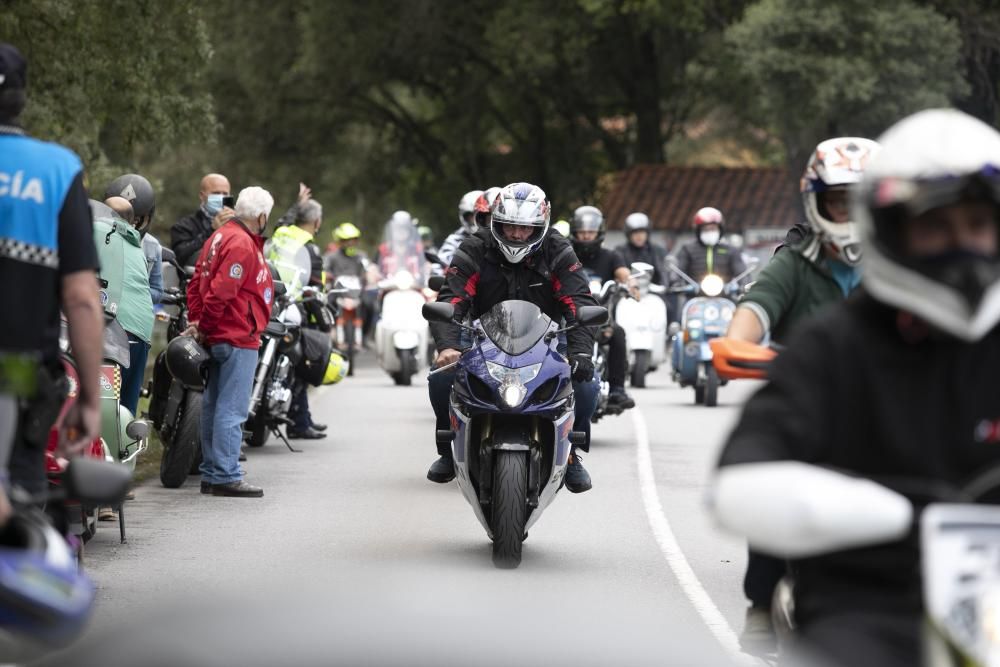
[374,269,431,385]
[614,261,667,388]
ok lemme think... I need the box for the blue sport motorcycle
[423,299,607,569]
[667,261,757,407]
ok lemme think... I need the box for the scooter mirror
[64,458,132,506]
[125,419,149,441]
[427,275,446,292]
[422,302,455,323]
[577,306,609,327]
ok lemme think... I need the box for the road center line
[632,407,763,666]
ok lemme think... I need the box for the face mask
[700,229,721,246]
[205,194,224,216]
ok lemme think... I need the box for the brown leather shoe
[211,480,264,497]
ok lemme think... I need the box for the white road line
[632,407,763,666]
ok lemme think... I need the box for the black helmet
[104,174,155,232]
[165,336,209,389]
[570,205,605,261]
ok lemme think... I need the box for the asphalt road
[40,353,767,667]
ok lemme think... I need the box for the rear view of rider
[426,183,600,492]
[711,108,1000,667]
[438,190,483,266]
[617,212,668,286]
[570,205,635,411]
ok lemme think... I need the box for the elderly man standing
[171,173,233,268]
[185,187,275,498]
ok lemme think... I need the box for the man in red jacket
[185,186,275,498]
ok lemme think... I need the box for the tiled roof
[599,165,801,232]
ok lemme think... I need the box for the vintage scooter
[667,258,757,406]
[423,299,607,568]
[614,261,668,388]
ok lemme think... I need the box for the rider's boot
[427,453,456,483]
[607,385,635,410]
[565,448,592,493]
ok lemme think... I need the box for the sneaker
[211,480,264,497]
[740,606,777,657]
[427,455,455,483]
[607,387,635,410]
[565,450,592,493]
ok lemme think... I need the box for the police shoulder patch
[229,263,243,279]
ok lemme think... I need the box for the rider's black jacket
[432,229,597,357]
[718,291,1000,623]
[617,241,667,285]
[580,247,625,284]
[672,238,746,285]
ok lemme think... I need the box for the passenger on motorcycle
[711,108,1000,667]
[427,182,600,492]
[269,191,331,439]
[617,212,668,286]
[570,205,635,411]
[438,190,484,266]
[722,136,881,653]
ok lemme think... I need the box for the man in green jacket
[724,136,880,655]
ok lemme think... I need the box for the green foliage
[721,0,968,168]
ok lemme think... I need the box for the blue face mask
[205,194,224,216]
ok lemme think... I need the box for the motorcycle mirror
[64,458,132,506]
[577,306,609,327]
[125,419,149,441]
[422,302,455,323]
[424,250,444,266]
[427,275,446,292]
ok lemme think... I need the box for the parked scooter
[667,259,757,406]
[615,262,668,388]
[423,299,607,568]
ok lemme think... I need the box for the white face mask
[700,229,721,246]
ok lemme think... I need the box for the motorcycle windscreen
[479,300,552,356]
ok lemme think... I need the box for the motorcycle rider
[570,205,635,411]
[711,108,1000,667]
[438,190,484,266]
[269,189,330,439]
[723,136,880,654]
[669,207,747,323]
[103,174,158,417]
[426,183,600,491]
[617,212,668,286]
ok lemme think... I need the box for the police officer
[427,183,600,492]
[0,43,103,508]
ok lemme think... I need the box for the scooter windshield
[480,300,552,356]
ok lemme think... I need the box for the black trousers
[607,324,627,389]
[786,610,921,667]
[744,548,787,609]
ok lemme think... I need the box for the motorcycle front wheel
[491,450,528,569]
[395,349,415,386]
[704,364,719,407]
[246,411,269,448]
[160,392,201,488]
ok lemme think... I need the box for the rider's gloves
[570,354,595,383]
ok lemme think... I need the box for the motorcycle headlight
[499,381,527,409]
[486,361,541,384]
[700,274,724,297]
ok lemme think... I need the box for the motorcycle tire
[694,384,705,405]
[189,446,203,475]
[160,392,201,488]
[491,450,528,569]
[631,350,650,388]
[246,411,269,448]
[395,351,414,387]
[704,365,719,407]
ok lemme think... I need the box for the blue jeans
[428,368,600,454]
[200,344,257,484]
[120,333,150,417]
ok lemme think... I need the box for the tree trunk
[633,31,664,164]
